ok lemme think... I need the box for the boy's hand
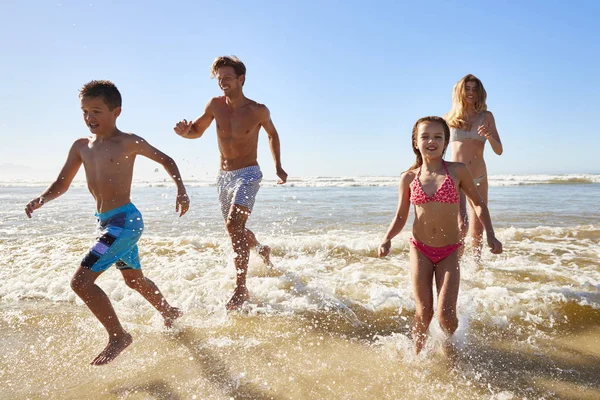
[378,240,391,257]
[176,192,190,217]
[487,235,503,254]
[25,197,45,218]
[174,119,193,137]
[276,167,288,184]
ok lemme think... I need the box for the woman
[445,74,503,261]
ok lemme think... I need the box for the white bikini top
[449,113,486,143]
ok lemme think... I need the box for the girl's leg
[434,251,461,337]
[410,246,435,355]
[468,179,489,262]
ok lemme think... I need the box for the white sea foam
[2,173,599,188]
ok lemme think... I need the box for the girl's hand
[378,240,391,257]
[487,235,503,254]
[25,196,45,218]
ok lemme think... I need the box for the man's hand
[176,192,190,217]
[487,235,503,254]
[276,167,288,184]
[174,119,193,137]
[378,240,391,257]
[25,197,45,218]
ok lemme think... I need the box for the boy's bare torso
[77,132,138,212]
[211,97,265,171]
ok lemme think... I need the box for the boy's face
[80,96,121,134]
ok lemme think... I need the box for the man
[174,56,287,310]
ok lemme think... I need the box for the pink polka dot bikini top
[409,161,460,205]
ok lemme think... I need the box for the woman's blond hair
[444,74,487,130]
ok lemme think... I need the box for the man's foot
[91,333,133,366]
[162,307,183,328]
[257,245,273,267]
[226,286,250,311]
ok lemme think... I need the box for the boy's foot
[91,333,133,366]
[257,245,273,267]
[226,286,250,311]
[162,307,183,328]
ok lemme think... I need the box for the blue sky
[1,0,599,180]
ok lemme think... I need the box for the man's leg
[120,268,183,327]
[70,266,132,365]
[244,228,272,266]
[225,204,251,310]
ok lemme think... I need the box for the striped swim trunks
[217,165,263,219]
[81,203,144,272]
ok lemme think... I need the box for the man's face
[80,96,120,134]
[217,66,244,96]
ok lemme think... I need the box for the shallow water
[1,182,599,399]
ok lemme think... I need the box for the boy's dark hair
[210,56,246,86]
[79,80,122,110]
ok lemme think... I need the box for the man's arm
[25,139,83,218]
[133,136,189,216]
[174,98,215,139]
[259,105,287,184]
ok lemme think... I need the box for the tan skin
[25,96,189,365]
[174,65,287,310]
[450,81,503,260]
[378,121,502,355]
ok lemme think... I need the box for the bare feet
[162,307,183,328]
[226,285,250,311]
[257,245,273,267]
[91,332,133,366]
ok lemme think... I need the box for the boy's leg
[70,265,132,365]
[120,268,182,327]
[409,246,435,355]
[225,204,251,310]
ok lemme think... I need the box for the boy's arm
[456,163,502,254]
[259,105,287,184]
[25,140,83,218]
[134,137,189,216]
[378,172,413,257]
[174,98,215,139]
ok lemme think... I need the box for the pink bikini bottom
[409,238,462,264]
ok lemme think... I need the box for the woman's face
[463,81,479,105]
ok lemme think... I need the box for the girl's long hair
[444,74,487,130]
[408,116,450,171]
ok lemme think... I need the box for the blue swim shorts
[81,203,144,272]
[217,165,263,219]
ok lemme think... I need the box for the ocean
[1,174,599,399]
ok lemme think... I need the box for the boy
[25,80,189,365]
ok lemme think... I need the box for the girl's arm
[378,172,413,257]
[456,164,502,254]
[478,111,503,155]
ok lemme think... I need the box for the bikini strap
[442,160,450,175]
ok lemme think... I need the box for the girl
[378,116,502,355]
[445,74,503,261]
